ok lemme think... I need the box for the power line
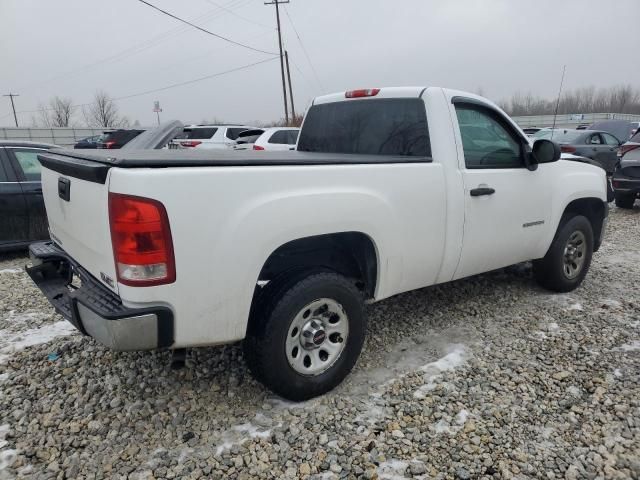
[0,57,278,121]
[113,57,278,100]
[203,0,275,30]
[136,0,278,56]
[283,5,324,91]
[20,1,253,93]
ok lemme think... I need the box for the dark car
[0,140,58,251]
[74,134,101,149]
[611,130,640,209]
[589,120,635,142]
[97,129,144,149]
[533,128,622,173]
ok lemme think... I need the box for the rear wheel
[244,271,365,401]
[614,192,636,209]
[533,215,593,292]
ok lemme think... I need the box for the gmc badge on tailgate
[58,177,71,201]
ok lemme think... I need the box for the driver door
[452,101,553,280]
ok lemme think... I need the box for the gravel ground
[0,207,639,480]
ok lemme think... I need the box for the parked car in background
[97,129,144,149]
[532,128,621,173]
[121,121,184,151]
[589,120,635,142]
[29,86,608,400]
[0,140,58,251]
[253,127,300,151]
[522,127,543,137]
[169,124,256,149]
[232,129,265,151]
[611,130,640,208]
[74,134,101,149]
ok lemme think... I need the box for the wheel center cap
[312,330,326,346]
[301,319,326,349]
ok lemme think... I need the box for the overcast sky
[1,0,638,127]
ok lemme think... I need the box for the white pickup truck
[28,87,608,400]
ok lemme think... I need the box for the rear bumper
[611,174,640,195]
[26,241,174,351]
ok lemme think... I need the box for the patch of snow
[232,423,271,439]
[0,269,21,274]
[534,331,548,339]
[616,340,640,352]
[0,373,8,383]
[215,422,272,455]
[455,409,469,425]
[377,459,409,479]
[613,369,622,377]
[567,386,581,396]
[414,344,468,398]
[0,321,76,363]
[434,419,452,434]
[0,449,17,471]
[628,321,640,328]
[600,298,622,309]
[548,322,560,332]
[568,303,583,311]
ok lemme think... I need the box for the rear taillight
[619,144,639,157]
[105,140,117,149]
[253,145,265,150]
[180,140,202,148]
[560,145,576,154]
[345,88,380,98]
[108,193,175,287]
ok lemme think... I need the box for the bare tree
[500,85,640,116]
[34,96,75,127]
[83,91,127,127]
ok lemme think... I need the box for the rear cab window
[297,98,430,157]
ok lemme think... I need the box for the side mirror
[530,139,561,167]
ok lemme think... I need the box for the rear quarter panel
[109,163,447,347]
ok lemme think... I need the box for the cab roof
[312,87,427,105]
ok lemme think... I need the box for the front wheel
[614,192,636,209]
[533,215,594,293]
[244,271,366,401]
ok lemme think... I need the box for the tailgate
[38,152,118,293]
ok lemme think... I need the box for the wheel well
[257,232,378,298]
[561,198,606,251]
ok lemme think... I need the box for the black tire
[533,215,594,293]
[614,192,635,209]
[244,271,365,401]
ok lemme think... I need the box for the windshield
[297,98,430,156]
[533,129,583,142]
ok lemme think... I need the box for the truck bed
[39,149,432,183]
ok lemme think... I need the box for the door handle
[470,187,495,197]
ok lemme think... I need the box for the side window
[455,104,523,169]
[0,153,9,182]
[602,133,620,145]
[12,150,43,181]
[268,130,290,144]
[588,134,602,145]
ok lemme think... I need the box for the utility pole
[3,93,19,127]
[284,50,296,121]
[264,0,289,125]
